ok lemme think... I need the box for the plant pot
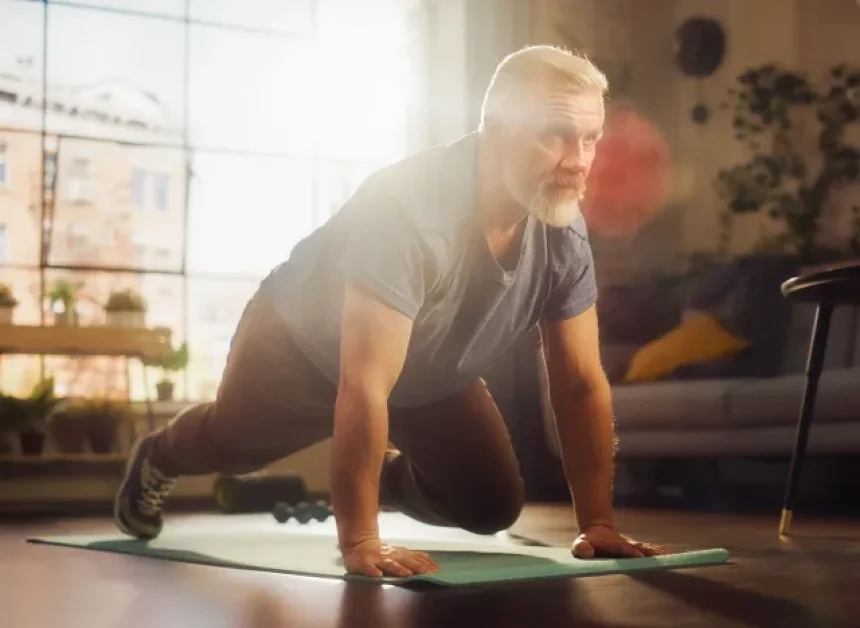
[0,306,14,325]
[52,418,89,454]
[87,417,118,454]
[54,309,79,327]
[106,309,145,328]
[156,380,174,402]
[19,429,47,456]
[0,433,15,456]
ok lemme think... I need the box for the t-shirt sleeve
[336,178,433,320]
[542,235,598,321]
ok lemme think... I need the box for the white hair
[480,45,608,130]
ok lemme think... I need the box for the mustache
[552,171,587,189]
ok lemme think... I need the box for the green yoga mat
[29,518,729,588]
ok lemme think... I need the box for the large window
[0,0,426,400]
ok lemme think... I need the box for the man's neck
[476,136,529,261]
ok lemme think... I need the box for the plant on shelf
[0,283,18,325]
[104,288,147,328]
[0,378,61,456]
[49,279,83,326]
[715,63,860,264]
[142,340,189,402]
[50,397,132,454]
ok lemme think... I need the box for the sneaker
[114,435,177,539]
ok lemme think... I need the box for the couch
[539,256,860,461]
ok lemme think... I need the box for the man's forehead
[521,86,605,129]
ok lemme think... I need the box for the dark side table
[778,261,860,536]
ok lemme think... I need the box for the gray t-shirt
[270,133,597,407]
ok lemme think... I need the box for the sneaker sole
[113,437,160,540]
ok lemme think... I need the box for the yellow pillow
[624,311,750,382]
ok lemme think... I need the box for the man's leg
[115,280,337,538]
[384,379,526,535]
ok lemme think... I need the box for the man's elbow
[548,370,612,412]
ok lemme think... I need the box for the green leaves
[717,62,860,263]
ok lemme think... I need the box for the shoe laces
[138,465,176,517]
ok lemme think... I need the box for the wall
[423,0,533,144]
[533,0,860,283]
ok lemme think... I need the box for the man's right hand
[342,538,439,578]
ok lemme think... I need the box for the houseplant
[0,394,30,455]
[57,397,132,454]
[0,283,18,325]
[51,397,132,454]
[0,378,61,456]
[104,288,147,328]
[715,63,860,264]
[49,279,82,326]
[142,341,189,401]
[18,378,60,455]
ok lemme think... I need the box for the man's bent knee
[456,477,526,535]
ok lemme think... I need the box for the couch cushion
[614,422,860,458]
[612,379,735,430]
[685,253,799,378]
[726,368,860,428]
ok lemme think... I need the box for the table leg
[780,302,833,536]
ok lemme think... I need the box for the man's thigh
[387,380,526,530]
[199,283,338,465]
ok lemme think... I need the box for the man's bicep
[339,278,414,402]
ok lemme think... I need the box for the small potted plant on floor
[49,280,82,326]
[104,288,147,328]
[0,283,18,325]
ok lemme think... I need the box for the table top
[781,260,860,305]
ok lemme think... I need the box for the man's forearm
[551,380,616,531]
[330,388,389,550]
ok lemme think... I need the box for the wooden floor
[2,505,859,627]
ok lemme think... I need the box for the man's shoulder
[359,134,478,233]
[543,212,592,258]
[375,134,476,197]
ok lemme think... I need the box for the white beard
[527,182,582,228]
[499,154,585,228]
[506,171,583,227]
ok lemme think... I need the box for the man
[114,45,666,578]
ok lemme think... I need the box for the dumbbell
[273,500,333,524]
[213,473,308,514]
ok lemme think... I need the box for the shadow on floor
[628,569,844,628]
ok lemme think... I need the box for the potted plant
[0,283,18,325]
[104,288,147,328]
[49,398,90,454]
[71,398,132,454]
[0,394,30,455]
[49,279,82,326]
[13,378,60,456]
[143,341,189,401]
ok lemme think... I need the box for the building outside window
[0,142,8,187]
[0,0,426,400]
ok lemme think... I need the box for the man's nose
[560,141,587,169]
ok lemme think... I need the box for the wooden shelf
[0,454,128,478]
[0,324,171,359]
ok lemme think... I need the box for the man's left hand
[572,525,668,559]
